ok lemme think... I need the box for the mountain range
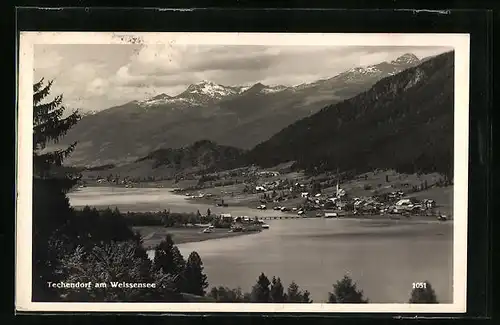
[245,51,454,177]
[59,53,425,167]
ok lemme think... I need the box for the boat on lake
[437,215,448,221]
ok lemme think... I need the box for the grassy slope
[172,168,452,216]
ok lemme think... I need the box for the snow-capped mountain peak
[139,91,201,107]
[137,54,421,108]
[81,109,99,116]
[261,84,289,94]
[138,80,240,107]
[330,53,421,83]
[345,65,382,75]
[235,85,251,93]
[241,82,289,95]
[183,80,238,100]
[391,53,420,65]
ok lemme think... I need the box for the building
[219,213,232,222]
[395,199,412,207]
[324,211,338,218]
[423,199,436,208]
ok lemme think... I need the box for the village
[78,164,452,223]
[174,167,452,222]
[186,184,447,222]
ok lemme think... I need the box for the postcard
[16,32,469,313]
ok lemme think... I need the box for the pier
[259,215,306,220]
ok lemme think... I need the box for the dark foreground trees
[211,273,312,303]
[33,78,81,180]
[286,281,312,303]
[209,287,251,302]
[182,251,209,296]
[207,274,441,304]
[328,275,369,303]
[153,234,186,280]
[32,78,81,301]
[31,79,191,302]
[152,234,209,297]
[270,276,286,302]
[250,273,272,302]
[59,241,180,302]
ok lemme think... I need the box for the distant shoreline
[71,185,452,224]
[169,189,452,223]
[134,226,261,250]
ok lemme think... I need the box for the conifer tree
[286,281,312,303]
[182,251,209,296]
[152,235,186,290]
[31,78,81,301]
[32,78,82,236]
[270,276,286,303]
[161,209,172,227]
[33,78,81,185]
[328,275,369,303]
[409,281,438,303]
[250,273,271,302]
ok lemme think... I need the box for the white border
[16,32,470,313]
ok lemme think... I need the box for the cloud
[86,78,110,96]
[33,47,64,71]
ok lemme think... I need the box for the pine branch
[33,79,53,106]
[34,111,80,149]
[34,95,64,125]
[33,78,44,93]
[33,142,78,176]
[32,78,82,186]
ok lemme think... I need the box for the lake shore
[67,185,453,303]
[70,192,451,225]
[133,226,262,249]
[168,190,451,222]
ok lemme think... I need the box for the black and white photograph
[16,32,470,313]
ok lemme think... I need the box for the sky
[34,44,452,112]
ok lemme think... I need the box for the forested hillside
[245,51,455,178]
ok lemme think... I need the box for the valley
[58,53,426,167]
[68,51,455,221]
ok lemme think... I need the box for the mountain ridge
[245,50,454,177]
[99,139,245,178]
[80,51,453,179]
[59,52,432,167]
[124,53,426,109]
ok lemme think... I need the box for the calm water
[68,187,453,303]
[69,186,285,217]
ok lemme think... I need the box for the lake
[69,186,285,217]
[68,187,454,303]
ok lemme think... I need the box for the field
[181,169,452,215]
